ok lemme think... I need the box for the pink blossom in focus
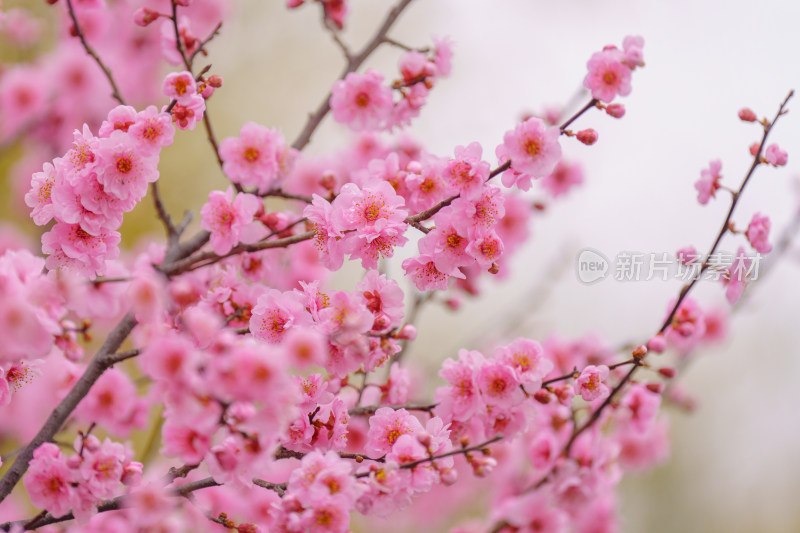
[498,118,562,181]
[162,71,197,105]
[200,187,266,255]
[365,407,424,458]
[444,142,491,197]
[584,48,632,103]
[219,122,294,192]
[331,70,393,131]
[574,365,610,401]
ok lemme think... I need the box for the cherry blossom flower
[695,159,722,205]
[331,70,393,131]
[574,365,610,401]
[220,122,294,192]
[746,212,772,253]
[200,187,266,255]
[498,118,562,180]
[584,47,632,103]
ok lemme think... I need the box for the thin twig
[189,22,223,65]
[291,0,416,151]
[63,0,125,105]
[161,230,315,276]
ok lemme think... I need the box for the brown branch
[0,313,138,505]
[355,434,504,477]
[63,0,125,105]
[105,349,141,367]
[161,230,315,276]
[170,1,192,71]
[324,19,353,62]
[559,98,598,132]
[660,90,793,334]
[348,403,437,416]
[291,0,416,151]
[252,479,287,496]
[565,90,794,455]
[405,96,596,227]
[189,22,223,66]
[259,189,314,203]
[151,181,178,242]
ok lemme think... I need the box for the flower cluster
[25,103,173,276]
[330,39,453,131]
[0,2,792,533]
[23,437,141,523]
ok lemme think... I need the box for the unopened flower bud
[658,367,677,379]
[606,103,626,118]
[396,324,417,340]
[445,297,461,311]
[738,108,757,122]
[133,7,160,27]
[320,171,337,191]
[632,344,647,359]
[749,143,760,156]
[83,435,100,452]
[440,467,458,485]
[533,389,551,404]
[372,314,390,331]
[207,74,223,88]
[646,382,663,394]
[416,433,432,447]
[121,461,144,486]
[576,128,598,145]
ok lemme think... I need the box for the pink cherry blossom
[219,122,294,192]
[444,142,490,197]
[764,143,788,166]
[41,222,121,277]
[95,131,159,202]
[494,337,554,386]
[249,288,309,344]
[721,246,753,304]
[200,187,267,255]
[622,35,645,68]
[574,365,610,401]
[498,117,562,180]
[305,194,346,270]
[746,212,772,253]
[695,159,722,205]
[541,160,584,198]
[162,71,197,104]
[365,407,424,458]
[128,106,175,156]
[168,93,205,130]
[584,47,632,103]
[357,269,405,331]
[23,443,73,518]
[402,253,464,292]
[476,359,523,408]
[331,70,393,131]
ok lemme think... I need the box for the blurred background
[2,0,800,532]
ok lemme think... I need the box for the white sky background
[205,1,800,531]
